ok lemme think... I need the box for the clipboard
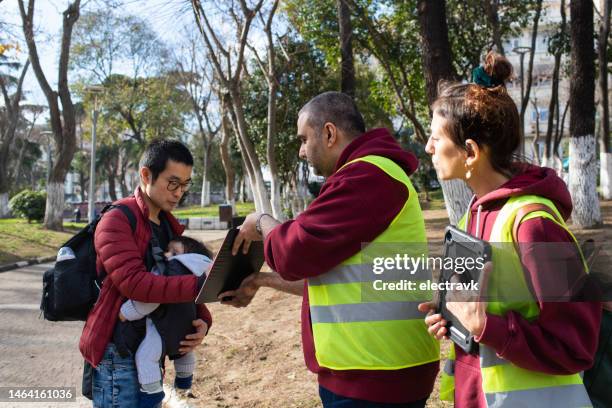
[195,228,265,303]
[437,225,491,354]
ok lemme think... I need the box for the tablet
[437,225,491,354]
[195,228,265,303]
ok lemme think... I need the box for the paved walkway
[0,262,90,407]
[0,230,228,407]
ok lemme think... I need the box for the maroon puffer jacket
[79,187,212,367]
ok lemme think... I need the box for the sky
[1,0,205,108]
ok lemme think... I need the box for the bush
[9,190,46,222]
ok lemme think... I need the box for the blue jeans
[92,343,161,408]
[319,386,427,408]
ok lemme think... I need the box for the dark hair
[298,91,366,138]
[171,236,212,258]
[432,52,519,175]
[139,139,194,182]
[483,51,514,85]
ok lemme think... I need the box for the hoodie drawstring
[475,205,483,239]
[463,195,483,239]
[463,195,477,233]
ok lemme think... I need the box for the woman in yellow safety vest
[418,51,602,408]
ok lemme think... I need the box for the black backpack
[40,204,136,321]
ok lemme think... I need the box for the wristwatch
[255,213,269,236]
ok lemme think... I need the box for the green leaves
[9,189,46,222]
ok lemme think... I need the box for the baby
[119,236,213,408]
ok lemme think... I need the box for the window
[531,108,549,122]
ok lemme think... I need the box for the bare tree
[0,59,29,217]
[598,0,611,199]
[543,0,567,170]
[417,0,458,108]
[337,0,356,97]
[530,97,541,164]
[175,34,219,207]
[568,0,601,227]
[190,0,272,214]
[219,101,236,210]
[18,0,81,230]
[518,0,543,155]
[484,0,504,55]
[553,99,570,173]
[417,0,472,225]
[10,104,44,189]
[246,0,288,220]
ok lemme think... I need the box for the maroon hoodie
[264,128,439,403]
[453,165,602,408]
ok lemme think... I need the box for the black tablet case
[437,225,492,354]
[195,228,265,303]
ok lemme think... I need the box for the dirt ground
[176,200,611,408]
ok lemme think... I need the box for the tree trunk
[266,77,284,220]
[119,174,129,198]
[531,100,541,164]
[599,0,611,154]
[200,139,212,207]
[107,171,117,202]
[79,170,87,202]
[484,0,504,55]
[44,182,65,230]
[417,0,457,108]
[601,152,612,199]
[544,50,561,167]
[219,112,236,212]
[190,0,265,212]
[569,0,601,227]
[229,87,272,214]
[545,0,565,168]
[598,0,610,199]
[440,179,474,225]
[225,95,261,210]
[554,100,570,160]
[519,0,543,155]
[417,0,471,223]
[238,176,245,203]
[337,0,356,98]
[0,61,29,208]
[119,149,130,198]
[19,0,81,230]
[0,193,9,218]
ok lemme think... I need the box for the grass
[0,218,78,264]
[173,202,256,218]
[0,197,439,265]
[419,189,447,211]
[64,221,88,229]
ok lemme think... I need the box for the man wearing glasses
[80,139,211,408]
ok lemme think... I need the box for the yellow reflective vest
[440,194,591,407]
[307,154,440,370]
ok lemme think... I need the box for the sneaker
[164,386,197,408]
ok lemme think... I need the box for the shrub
[9,190,46,222]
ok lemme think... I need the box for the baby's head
[166,236,213,259]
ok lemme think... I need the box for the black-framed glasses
[166,178,193,192]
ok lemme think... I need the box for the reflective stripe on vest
[307,155,439,370]
[439,195,591,407]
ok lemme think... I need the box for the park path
[0,262,90,408]
[0,230,227,408]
